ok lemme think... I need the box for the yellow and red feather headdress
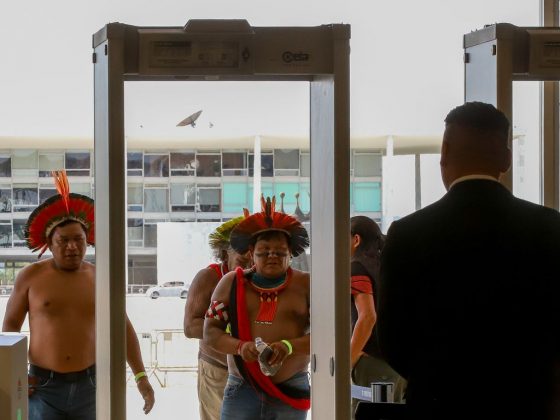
[25,170,95,257]
[229,196,309,257]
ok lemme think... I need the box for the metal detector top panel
[93,19,349,81]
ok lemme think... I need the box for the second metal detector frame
[93,19,350,419]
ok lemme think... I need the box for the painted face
[48,222,87,271]
[226,248,252,270]
[251,235,290,278]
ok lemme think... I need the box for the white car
[145,281,188,299]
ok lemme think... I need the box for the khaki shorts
[197,358,228,420]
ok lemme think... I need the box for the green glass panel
[248,182,274,213]
[353,182,381,212]
[223,183,248,213]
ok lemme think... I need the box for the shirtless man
[184,217,251,420]
[204,197,311,420]
[2,171,154,419]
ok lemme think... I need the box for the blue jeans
[29,371,96,420]
[221,372,310,420]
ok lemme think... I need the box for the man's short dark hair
[253,230,290,247]
[444,102,510,139]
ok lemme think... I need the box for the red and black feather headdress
[229,196,309,257]
[25,170,95,257]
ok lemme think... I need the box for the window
[352,182,382,212]
[196,154,221,177]
[354,153,382,177]
[143,223,158,248]
[222,152,248,176]
[72,183,92,198]
[39,187,57,203]
[127,218,143,247]
[127,184,143,212]
[0,187,11,212]
[170,184,196,212]
[170,152,196,176]
[144,188,169,212]
[248,153,273,177]
[223,182,249,213]
[65,152,91,176]
[13,150,39,177]
[12,220,26,247]
[198,186,221,212]
[39,153,64,177]
[128,257,157,289]
[144,154,169,177]
[299,182,311,213]
[13,184,38,212]
[0,157,11,178]
[274,149,299,176]
[300,152,310,178]
[127,152,143,177]
[0,223,11,248]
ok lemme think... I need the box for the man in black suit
[377,102,560,420]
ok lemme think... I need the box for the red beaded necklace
[248,268,292,325]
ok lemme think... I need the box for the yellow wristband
[134,371,147,383]
[281,339,293,355]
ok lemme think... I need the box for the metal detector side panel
[465,41,498,106]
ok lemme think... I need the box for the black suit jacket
[378,180,560,420]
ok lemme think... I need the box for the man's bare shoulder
[291,268,310,282]
[15,259,53,282]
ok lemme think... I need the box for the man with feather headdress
[2,171,155,419]
[204,196,311,420]
[183,216,251,420]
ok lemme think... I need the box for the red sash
[235,267,310,411]
[208,263,223,278]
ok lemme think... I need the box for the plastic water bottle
[255,337,280,376]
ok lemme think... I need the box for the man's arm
[377,221,413,378]
[351,294,376,367]
[203,272,259,362]
[126,316,155,414]
[2,267,31,332]
[184,268,219,338]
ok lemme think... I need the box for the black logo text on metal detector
[282,51,310,63]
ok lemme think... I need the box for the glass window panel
[144,189,169,212]
[299,182,311,213]
[223,183,248,213]
[248,154,274,177]
[354,154,382,177]
[72,183,92,198]
[222,152,247,176]
[144,224,157,248]
[0,224,11,248]
[127,152,143,176]
[12,220,26,243]
[0,157,11,177]
[170,184,196,211]
[353,182,382,212]
[13,184,38,207]
[12,150,38,169]
[132,266,157,285]
[65,152,91,176]
[196,154,221,177]
[144,155,169,177]
[274,182,299,214]
[128,184,143,211]
[170,152,196,176]
[300,153,310,178]
[198,187,221,212]
[128,218,143,244]
[247,182,274,213]
[39,154,64,177]
[274,149,299,170]
[39,188,57,203]
[0,188,12,212]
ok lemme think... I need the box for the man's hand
[239,341,259,362]
[267,341,291,367]
[136,377,155,414]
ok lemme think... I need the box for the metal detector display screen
[149,40,240,68]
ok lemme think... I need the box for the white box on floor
[0,334,27,420]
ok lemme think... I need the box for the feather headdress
[208,216,244,252]
[229,196,309,257]
[25,170,95,258]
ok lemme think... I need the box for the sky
[0,0,540,139]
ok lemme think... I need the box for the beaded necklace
[248,268,292,324]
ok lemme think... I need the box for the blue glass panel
[274,182,299,214]
[353,182,381,212]
[248,182,274,213]
[298,182,310,213]
[223,183,248,214]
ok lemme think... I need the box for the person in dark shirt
[349,216,405,417]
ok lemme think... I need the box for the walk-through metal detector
[464,23,560,209]
[93,20,350,419]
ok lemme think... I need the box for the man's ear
[440,140,449,168]
[352,234,361,248]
